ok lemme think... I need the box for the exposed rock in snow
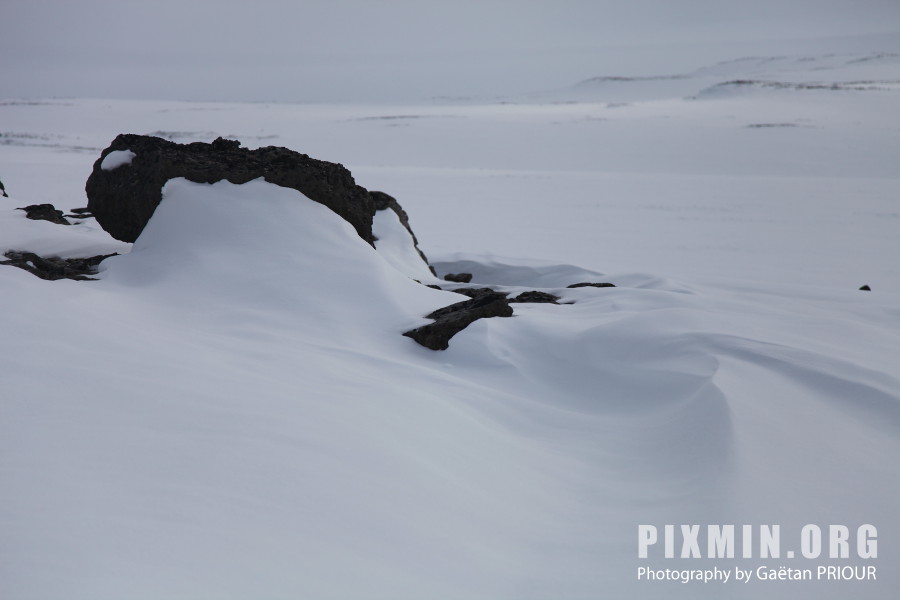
[86,135,380,245]
[567,281,616,289]
[443,272,473,283]
[0,176,7,197]
[404,286,568,348]
[510,290,559,304]
[1,250,117,280]
[403,292,513,350]
[17,203,70,225]
[451,286,508,299]
[84,136,554,350]
[64,207,94,221]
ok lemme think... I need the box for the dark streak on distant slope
[700,79,900,94]
[146,130,280,142]
[745,123,802,129]
[0,100,74,107]
[0,132,101,153]
[145,130,222,141]
[845,52,900,65]
[689,79,900,100]
[573,74,689,87]
[346,115,463,122]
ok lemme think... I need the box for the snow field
[1,49,899,598]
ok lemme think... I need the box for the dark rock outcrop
[859,285,871,291]
[510,291,560,304]
[370,190,435,275]
[0,177,7,197]
[453,287,507,299]
[86,135,377,244]
[1,251,117,281]
[18,204,70,225]
[567,282,616,289]
[443,272,473,283]
[404,293,513,350]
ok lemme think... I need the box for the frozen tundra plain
[1,50,900,599]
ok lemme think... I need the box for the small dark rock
[510,291,560,304]
[444,272,473,283]
[17,204,70,225]
[453,287,507,299]
[426,284,442,290]
[0,177,7,197]
[1,250,117,281]
[859,285,871,291]
[404,292,512,350]
[66,207,94,219]
[567,282,616,289]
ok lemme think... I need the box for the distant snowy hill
[527,51,900,103]
[1,48,899,599]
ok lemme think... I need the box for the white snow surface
[2,49,900,599]
[372,207,438,282]
[99,149,136,171]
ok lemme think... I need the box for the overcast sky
[2,0,899,102]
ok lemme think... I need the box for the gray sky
[2,0,899,102]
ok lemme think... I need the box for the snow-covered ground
[2,49,899,599]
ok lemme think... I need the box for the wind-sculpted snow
[102,179,449,320]
[2,45,900,597]
[2,175,900,600]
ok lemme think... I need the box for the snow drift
[2,45,900,598]
[2,174,899,599]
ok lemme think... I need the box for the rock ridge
[86,135,378,245]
